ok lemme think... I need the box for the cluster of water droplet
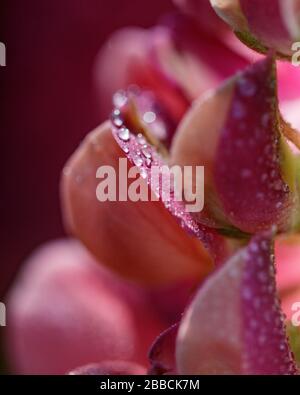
[110,89,211,248]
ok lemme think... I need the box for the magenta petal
[176,232,297,374]
[240,0,292,55]
[148,324,178,375]
[214,56,294,233]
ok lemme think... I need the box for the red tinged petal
[148,324,178,375]
[61,121,215,285]
[5,240,163,374]
[176,233,298,374]
[239,0,293,56]
[111,89,231,264]
[171,77,236,231]
[94,15,249,125]
[94,27,189,123]
[210,0,300,58]
[172,56,299,234]
[68,361,146,375]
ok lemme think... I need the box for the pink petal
[5,239,163,374]
[277,62,300,102]
[214,56,295,233]
[148,324,178,375]
[275,235,300,321]
[94,27,189,123]
[111,89,230,265]
[68,361,146,375]
[281,288,300,322]
[61,121,215,285]
[176,232,297,374]
[276,235,300,293]
[94,14,249,125]
[240,0,292,56]
[211,0,298,57]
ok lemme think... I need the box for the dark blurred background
[0,0,173,299]
[0,1,173,371]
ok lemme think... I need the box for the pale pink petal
[176,233,297,374]
[5,239,163,374]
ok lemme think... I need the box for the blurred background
[0,0,173,371]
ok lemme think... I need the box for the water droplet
[63,166,71,176]
[270,169,277,179]
[258,334,267,345]
[273,180,283,191]
[111,110,123,127]
[257,271,268,283]
[261,113,270,127]
[139,168,147,179]
[137,134,146,145]
[241,168,252,178]
[232,101,246,119]
[133,155,143,167]
[261,173,268,182]
[239,77,257,97]
[118,127,130,141]
[143,111,156,124]
[141,147,152,159]
[256,192,264,200]
[250,243,259,252]
[242,287,252,300]
[113,90,127,108]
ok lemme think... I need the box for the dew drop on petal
[239,77,257,97]
[137,134,146,145]
[141,147,152,159]
[241,168,252,178]
[143,111,156,124]
[118,127,130,142]
[139,168,147,179]
[232,101,246,120]
[111,109,123,127]
[113,90,127,108]
[133,155,143,167]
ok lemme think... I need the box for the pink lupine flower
[6,0,300,376]
[209,0,300,59]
